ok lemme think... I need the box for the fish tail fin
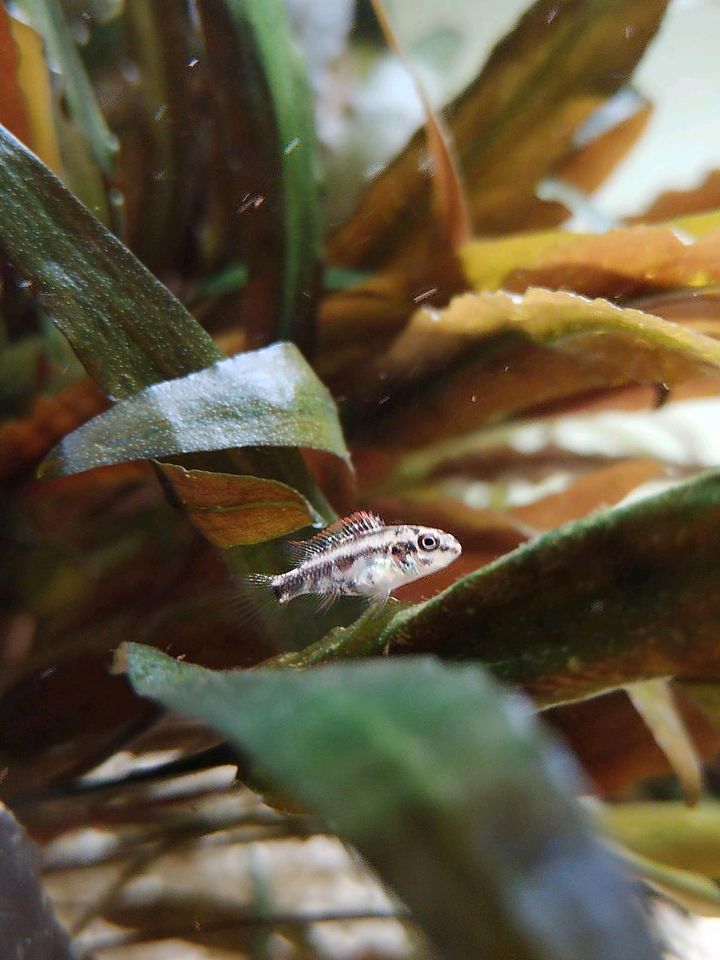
[232,573,280,625]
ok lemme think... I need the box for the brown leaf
[368,0,470,251]
[462,221,720,299]
[157,462,314,547]
[633,285,720,337]
[557,97,653,199]
[327,0,668,271]
[632,170,720,224]
[0,6,31,144]
[346,288,720,448]
[316,267,464,388]
[518,92,653,230]
[0,379,107,484]
[547,689,720,796]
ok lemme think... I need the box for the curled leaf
[349,288,720,448]
[40,343,349,476]
[157,463,314,547]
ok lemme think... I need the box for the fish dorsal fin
[286,511,383,563]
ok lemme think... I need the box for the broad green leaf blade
[0,124,223,400]
[121,646,660,960]
[156,463,315,547]
[280,472,720,708]
[378,471,720,706]
[197,0,322,347]
[328,0,668,271]
[40,343,349,476]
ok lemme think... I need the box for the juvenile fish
[248,511,461,608]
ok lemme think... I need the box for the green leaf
[18,0,118,174]
[40,342,349,476]
[278,472,720,707]
[379,471,720,706]
[0,124,223,400]
[122,0,202,268]
[197,0,322,347]
[121,645,660,960]
[156,463,316,547]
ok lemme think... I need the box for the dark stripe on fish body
[334,554,355,573]
[273,529,395,601]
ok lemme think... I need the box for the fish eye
[418,533,439,552]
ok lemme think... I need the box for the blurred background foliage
[5,0,720,957]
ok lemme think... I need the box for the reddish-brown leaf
[346,288,720,449]
[0,6,31,143]
[156,462,313,547]
[462,222,720,299]
[0,379,107,484]
[632,171,720,224]
[327,0,668,271]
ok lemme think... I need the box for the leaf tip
[111,642,130,676]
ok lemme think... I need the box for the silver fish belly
[270,511,461,605]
